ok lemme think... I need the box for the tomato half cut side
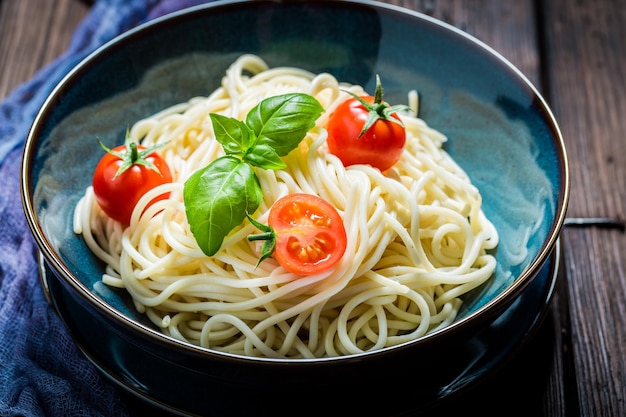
[268,193,347,275]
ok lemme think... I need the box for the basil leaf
[243,143,286,170]
[185,93,323,257]
[245,93,324,156]
[210,113,254,156]
[183,155,262,256]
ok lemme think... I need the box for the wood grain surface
[2,1,625,416]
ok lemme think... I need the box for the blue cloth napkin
[0,1,210,415]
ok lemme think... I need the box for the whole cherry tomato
[326,75,408,172]
[92,132,172,225]
[248,193,347,275]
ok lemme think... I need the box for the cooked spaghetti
[73,54,498,358]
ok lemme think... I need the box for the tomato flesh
[92,145,172,225]
[268,194,347,275]
[327,96,406,172]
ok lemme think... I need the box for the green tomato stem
[343,75,410,138]
[129,141,139,163]
[373,74,384,104]
[247,231,274,241]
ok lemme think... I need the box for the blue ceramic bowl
[22,1,569,415]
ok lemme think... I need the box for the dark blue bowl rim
[21,0,570,364]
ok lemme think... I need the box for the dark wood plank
[541,0,626,416]
[0,0,90,100]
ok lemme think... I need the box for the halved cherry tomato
[92,134,172,225]
[248,193,347,275]
[326,75,408,172]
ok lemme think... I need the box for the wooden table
[2,1,625,416]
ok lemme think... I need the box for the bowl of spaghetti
[21,0,569,415]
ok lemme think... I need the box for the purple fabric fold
[0,1,210,415]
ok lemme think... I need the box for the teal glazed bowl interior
[22,0,569,415]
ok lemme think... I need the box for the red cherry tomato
[326,76,407,172]
[268,193,347,275]
[92,140,172,225]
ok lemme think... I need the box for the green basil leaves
[183,93,323,256]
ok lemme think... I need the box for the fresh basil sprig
[183,93,324,256]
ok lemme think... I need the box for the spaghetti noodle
[73,54,498,358]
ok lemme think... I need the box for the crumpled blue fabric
[0,1,210,416]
